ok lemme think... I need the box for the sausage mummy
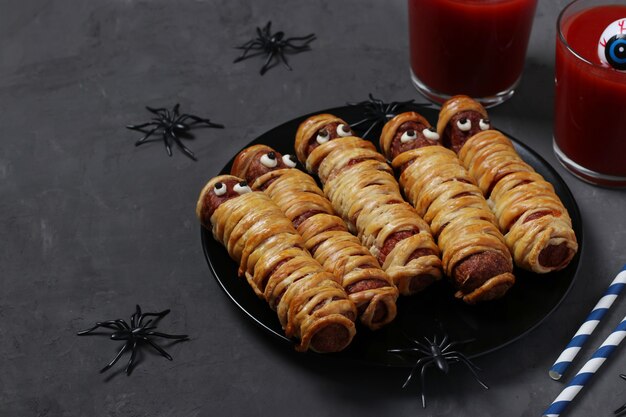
[196,174,357,352]
[295,114,443,296]
[437,95,578,273]
[380,112,515,304]
[231,144,399,329]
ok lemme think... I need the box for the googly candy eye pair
[400,127,440,143]
[456,118,490,132]
[316,124,352,144]
[260,151,297,168]
[213,181,251,196]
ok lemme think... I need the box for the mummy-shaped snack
[196,175,357,352]
[231,145,399,329]
[380,112,515,304]
[295,114,443,296]
[438,95,578,273]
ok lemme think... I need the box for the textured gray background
[2,0,626,416]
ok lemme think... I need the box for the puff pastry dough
[196,175,357,352]
[439,96,578,273]
[380,112,515,304]
[295,114,442,296]
[231,145,399,329]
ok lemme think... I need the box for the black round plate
[200,105,582,367]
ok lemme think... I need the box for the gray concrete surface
[1,1,626,416]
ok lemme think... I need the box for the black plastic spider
[347,94,433,139]
[388,332,488,407]
[126,104,223,161]
[615,374,626,415]
[233,21,316,75]
[77,305,189,375]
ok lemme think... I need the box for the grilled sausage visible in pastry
[196,175,357,352]
[295,114,443,296]
[231,145,399,329]
[438,96,578,273]
[380,112,515,304]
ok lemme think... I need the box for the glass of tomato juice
[408,0,538,107]
[554,0,626,187]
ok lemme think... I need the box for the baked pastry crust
[439,96,578,273]
[381,113,514,304]
[196,174,357,352]
[295,115,443,296]
[231,145,399,330]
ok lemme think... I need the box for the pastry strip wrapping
[295,114,442,296]
[439,96,578,273]
[231,145,399,330]
[196,175,357,352]
[380,112,515,304]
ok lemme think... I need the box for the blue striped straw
[543,315,626,417]
[549,265,626,380]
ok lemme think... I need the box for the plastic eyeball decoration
[213,182,227,196]
[260,151,278,168]
[598,19,626,71]
[479,119,491,131]
[233,181,252,195]
[336,124,352,137]
[422,127,440,140]
[282,154,297,168]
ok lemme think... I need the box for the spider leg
[277,50,292,71]
[162,132,173,157]
[137,309,170,327]
[126,121,160,130]
[169,132,197,161]
[146,106,167,118]
[402,357,432,389]
[134,126,160,146]
[179,114,224,129]
[233,42,265,63]
[144,331,189,340]
[442,338,475,352]
[388,347,421,355]
[77,321,125,335]
[125,340,139,375]
[362,120,381,138]
[350,118,373,128]
[99,341,130,373]
[446,354,489,390]
[173,103,180,119]
[284,33,316,43]
[140,336,173,361]
[446,351,480,371]
[260,50,277,75]
[420,360,434,408]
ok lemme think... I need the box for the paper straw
[549,266,626,380]
[543,315,626,417]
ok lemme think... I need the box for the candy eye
[260,152,278,168]
[213,182,226,196]
[316,129,330,144]
[283,154,297,168]
[456,118,471,131]
[479,119,491,131]
[400,130,417,143]
[422,127,440,140]
[336,124,352,137]
[233,181,252,195]
[598,19,626,71]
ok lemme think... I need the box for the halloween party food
[231,145,399,330]
[380,112,515,304]
[294,114,443,296]
[196,175,357,352]
[438,95,578,273]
